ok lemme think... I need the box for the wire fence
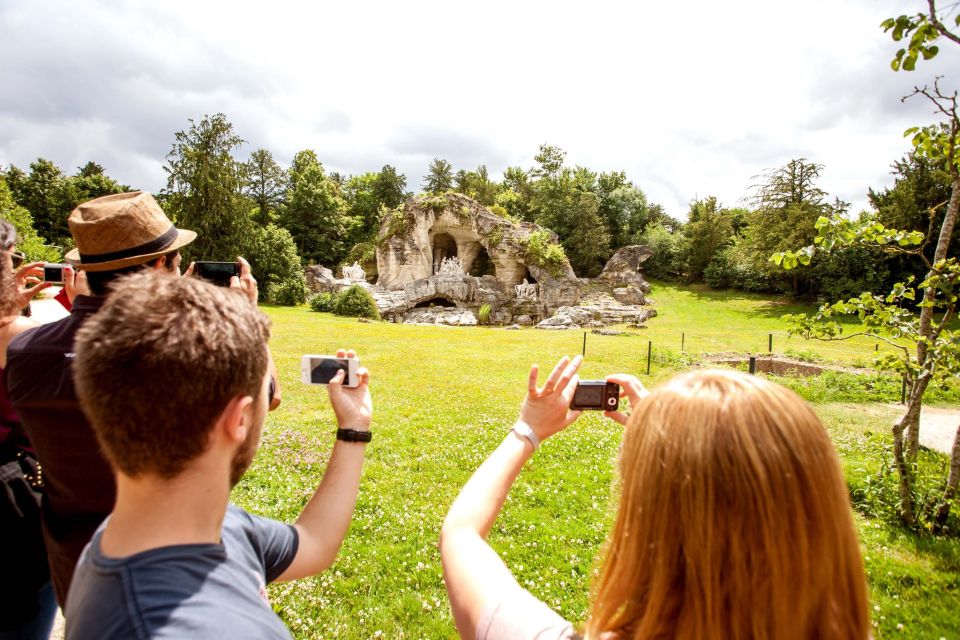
[577,329,914,404]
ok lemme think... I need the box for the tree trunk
[893,394,921,525]
[898,174,960,524]
[933,419,960,530]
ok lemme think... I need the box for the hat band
[79,225,179,264]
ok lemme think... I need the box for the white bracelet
[510,420,540,452]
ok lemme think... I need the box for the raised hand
[326,349,372,431]
[603,373,650,426]
[518,355,583,441]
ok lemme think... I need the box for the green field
[235,280,960,639]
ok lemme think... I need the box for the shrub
[333,285,380,320]
[379,206,412,244]
[267,277,308,306]
[243,224,306,304]
[523,231,567,278]
[421,193,448,213]
[477,303,491,325]
[637,223,683,280]
[309,292,336,312]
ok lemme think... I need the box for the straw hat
[64,191,196,272]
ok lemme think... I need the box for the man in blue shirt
[64,270,373,639]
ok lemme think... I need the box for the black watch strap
[336,428,372,443]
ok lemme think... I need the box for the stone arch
[518,265,538,284]
[470,246,496,277]
[431,233,457,274]
[414,296,457,308]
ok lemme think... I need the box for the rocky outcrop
[536,304,656,330]
[305,196,657,328]
[370,193,580,322]
[596,245,653,306]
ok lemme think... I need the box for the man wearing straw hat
[4,191,274,607]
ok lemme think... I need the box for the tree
[373,165,407,210]
[683,197,734,282]
[342,165,408,273]
[244,149,286,226]
[564,191,611,277]
[453,165,497,206]
[638,223,684,280]
[163,114,253,262]
[243,223,306,306]
[280,150,348,265]
[745,158,833,294]
[422,158,453,194]
[0,176,60,262]
[19,158,71,245]
[497,166,534,221]
[776,2,960,527]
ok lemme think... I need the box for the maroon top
[0,365,23,450]
[5,295,112,606]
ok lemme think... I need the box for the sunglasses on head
[5,250,25,269]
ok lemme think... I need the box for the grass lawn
[233,281,960,639]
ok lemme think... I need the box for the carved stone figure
[438,256,465,276]
[514,278,538,301]
[342,262,366,282]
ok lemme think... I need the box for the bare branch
[928,0,960,46]
[802,331,912,358]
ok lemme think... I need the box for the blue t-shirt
[65,504,300,639]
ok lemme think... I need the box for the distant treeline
[2,112,956,303]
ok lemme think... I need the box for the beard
[229,414,263,487]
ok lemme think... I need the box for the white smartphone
[300,355,359,388]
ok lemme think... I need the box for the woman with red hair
[441,355,870,639]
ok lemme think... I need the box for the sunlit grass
[230,287,959,639]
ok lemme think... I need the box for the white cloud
[1,0,957,218]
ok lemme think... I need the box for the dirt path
[915,406,960,455]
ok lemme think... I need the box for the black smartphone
[193,261,240,287]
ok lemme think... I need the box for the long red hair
[584,369,870,639]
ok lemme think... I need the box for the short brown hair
[74,270,271,478]
[585,369,870,639]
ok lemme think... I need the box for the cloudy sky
[1,0,957,219]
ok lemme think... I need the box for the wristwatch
[336,428,372,443]
[510,421,540,452]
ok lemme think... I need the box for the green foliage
[881,5,959,72]
[704,240,779,292]
[808,246,893,302]
[453,165,497,206]
[163,113,253,263]
[333,284,380,319]
[343,167,408,249]
[422,158,453,194]
[523,230,568,278]
[346,240,378,278]
[781,347,823,363]
[637,222,684,280]
[486,225,505,247]
[420,193,448,213]
[280,150,348,265]
[308,291,336,312]
[244,149,286,226]
[477,303,492,325]
[0,177,60,262]
[266,277,308,307]
[683,196,734,282]
[563,191,610,277]
[379,206,411,243]
[244,223,305,305]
